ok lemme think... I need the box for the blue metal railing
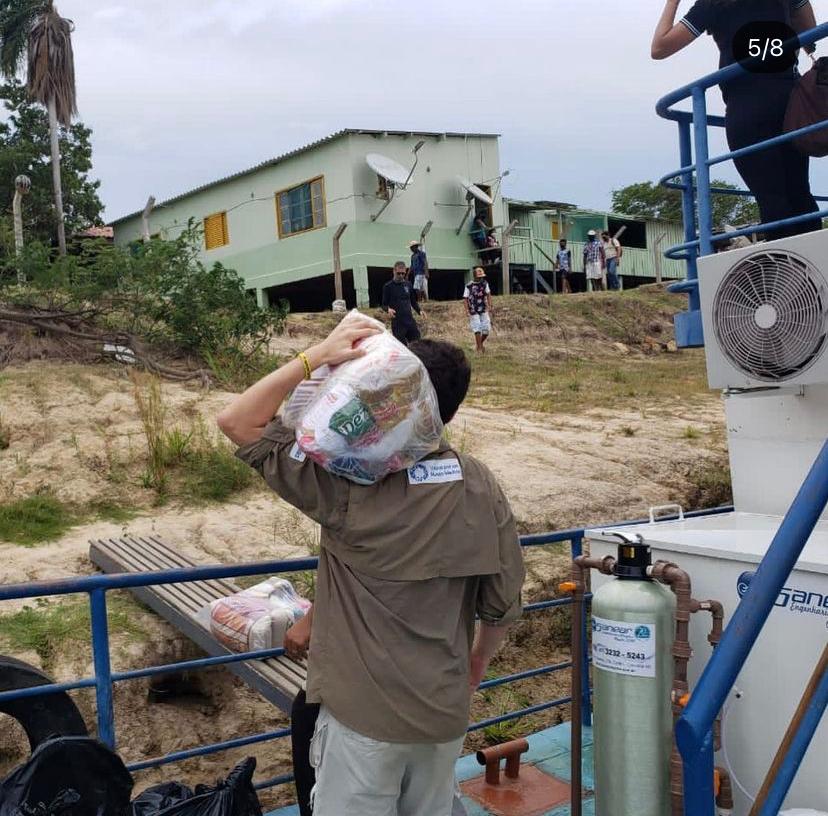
[677,442,828,816]
[655,22,828,348]
[0,506,731,794]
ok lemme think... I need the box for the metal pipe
[716,767,734,814]
[89,588,116,748]
[571,534,592,729]
[565,555,617,816]
[678,440,828,816]
[650,562,694,816]
[476,738,529,785]
[750,643,828,816]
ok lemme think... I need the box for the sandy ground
[0,356,727,807]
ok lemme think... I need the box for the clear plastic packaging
[283,310,444,485]
[209,578,311,654]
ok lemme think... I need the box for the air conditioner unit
[699,229,828,390]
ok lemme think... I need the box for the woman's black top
[681,0,810,99]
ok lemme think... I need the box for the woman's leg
[726,82,820,241]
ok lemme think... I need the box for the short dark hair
[409,339,471,424]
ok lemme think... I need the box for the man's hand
[307,315,382,368]
[284,614,312,660]
[388,307,397,318]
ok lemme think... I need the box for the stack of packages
[210,578,311,654]
[283,310,444,485]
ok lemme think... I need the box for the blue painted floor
[267,722,594,816]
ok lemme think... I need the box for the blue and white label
[289,442,307,463]
[407,457,463,485]
[592,616,657,678]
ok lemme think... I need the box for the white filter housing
[699,229,828,390]
[586,514,828,816]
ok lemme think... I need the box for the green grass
[468,350,708,415]
[0,495,77,546]
[0,596,146,668]
[182,445,253,502]
[0,494,142,546]
[683,425,702,440]
[131,373,255,504]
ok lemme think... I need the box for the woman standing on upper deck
[652,0,822,240]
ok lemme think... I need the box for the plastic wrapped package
[209,578,311,654]
[283,310,444,485]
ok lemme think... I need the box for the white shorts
[469,313,491,335]
[586,261,603,280]
[413,275,428,296]
[309,706,465,816]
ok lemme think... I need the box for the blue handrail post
[759,651,828,816]
[677,440,828,811]
[570,532,592,728]
[672,117,705,347]
[681,729,716,816]
[89,588,116,748]
[691,86,714,258]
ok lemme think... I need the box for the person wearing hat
[409,240,430,301]
[463,267,494,353]
[583,230,606,292]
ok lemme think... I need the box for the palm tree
[0,1,76,255]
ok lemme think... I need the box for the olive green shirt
[237,417,525,743]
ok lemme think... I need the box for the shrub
[2,222,287,381]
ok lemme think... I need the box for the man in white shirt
[601,230,623,291]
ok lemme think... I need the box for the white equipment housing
[700,229,828,390]
[588,229,828,815]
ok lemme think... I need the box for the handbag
[784,56,828,157]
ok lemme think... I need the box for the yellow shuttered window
[204,212,229,250]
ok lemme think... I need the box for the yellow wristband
[297,352,312,380]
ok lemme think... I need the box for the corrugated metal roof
[109,128,501,225]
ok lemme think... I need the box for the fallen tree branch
[0,307,213,384]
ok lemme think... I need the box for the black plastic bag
[131,783,194,816]
[0,736,134,816]
[130,759,262,816]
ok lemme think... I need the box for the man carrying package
[217,314,525,816]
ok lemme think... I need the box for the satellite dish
[457,176,493,206]
[367,153,413,187]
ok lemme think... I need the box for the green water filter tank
[591,533,677,816]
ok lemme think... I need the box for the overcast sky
[21,0,828,220]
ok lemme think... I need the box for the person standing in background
[651,0,821,240]
[409,240,430,302]
[583,230,606,292]
[555,238,574,294]
[464,267,494,353]
[601,230,623,290]
[382,261,423,345]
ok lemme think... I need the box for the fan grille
[712,250,828,381]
